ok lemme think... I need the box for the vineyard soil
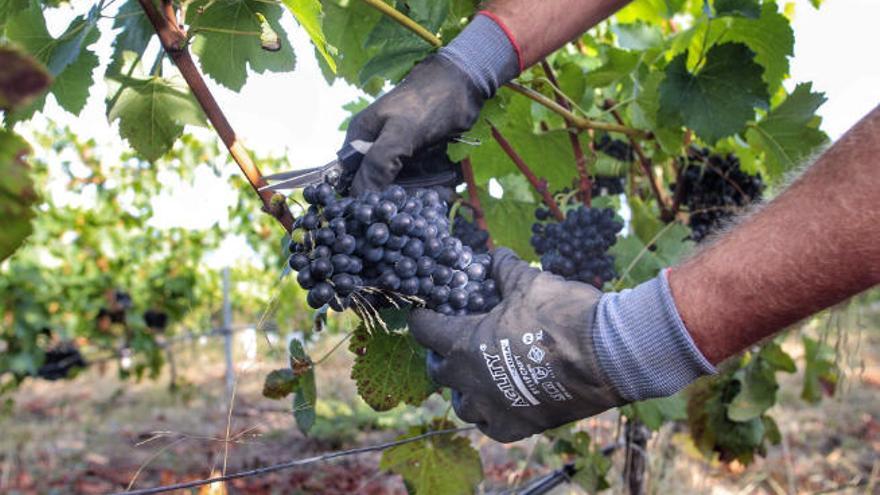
[0,308,877,494]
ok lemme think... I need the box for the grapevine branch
[490,124,565,221]
[113,426,475,495]
[356,0,647,139]
[540,60,591,206]
[136,0,295,232]
[461,158,495,249]
[604,99,669,217]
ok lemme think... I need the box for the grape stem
[604,99,670,217]
[540,60,591,207]
[356,0,647,139]
[136,0,295,233]
[490,124,565,221]
[461,158,495,250]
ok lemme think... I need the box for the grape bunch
[531,206,623,288]
[288,183,500,315]
[595,134,634,162]
[452,213,490,254]
[591,176,625,197]
[674,147,764,242]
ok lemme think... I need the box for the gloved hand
[345,54,484,195]
[408,248,625,442]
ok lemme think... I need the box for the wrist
[438,13,521,98]
[592,270,716,402]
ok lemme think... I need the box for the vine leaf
[287,338,317,433]
[107,76,207,161]
[727,343,793,421]
[262,368,298,399]
[0,130,37,262]
[359,0,448,84]
[110,0,154,65]
[801,336,838,403]
[570,432,612,492]
[476,189,537,262]
[714,0,760,18]
[611,223,692,288]
[623,394,687,431]
[5,3,100,116]
[320,0,383,93]
[349,308,435,412]
[185,0,295,91]
[294,367,317,432]
[746,83,828,179]
[659,42,768,144]
[711,3,794,93]
[0,45,51,110]
[281,0,336,71]
[380,419,483,495]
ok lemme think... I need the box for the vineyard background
[1,0,879,493]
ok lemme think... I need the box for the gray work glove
[408,248,625,443]
[345,54,484,195]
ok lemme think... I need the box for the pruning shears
[260,140,463,196]
[260,139,374,194]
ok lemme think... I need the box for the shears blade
[259,140,373,193]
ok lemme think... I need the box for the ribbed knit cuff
[438,13,520,98]
[593,270,716,402]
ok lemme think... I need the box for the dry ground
[0,303,878,495]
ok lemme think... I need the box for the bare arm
[670,105,880,364]
[484,0,632,67]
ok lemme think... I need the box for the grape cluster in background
[674,147,765,242]
[288,184,500,315]
[531,205,623,288]
[452,211,490,254]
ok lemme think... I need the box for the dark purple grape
[432,265,453,285]
[394,257,418,278]
[316,228,335,246]
[450,270,468,288]
[430,286,450,305]
[332,274,356,295]
[467,292,485,312]
[418,277,434,296]
[366,223,390,246]
[302,185,319,205]
[378,272,401,291]
[382,185,407,207]
[390,213,414,235]
[347,257,363,274]
[331,254,351,273]
[333,234,356,255]
[307,282,334,308]
[354,204,373,224]
[448,288,468,309]
[416,256,436,277]
[399,277,419,295]
[301,213,319,230]
[386,235,408,250]
[310,258,333,280]
[402,239,424,258]
[465,262,486,281]
[289,253,309,271]
[297,268,316,290]
[310,245,332,260]
[375,200,398,222]
[382,249,402,264]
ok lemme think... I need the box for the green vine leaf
[294,367,317,433]
[281,0,336,72]
[477,189,537,262]
[320,0,383,92]
[710,3,794,93]
[107,76,207,161]
[380,420,483,495]
[570,431,612,492]
[801,336,838,403]
[746,82,828,179]
[0,130,37,262]
[714,0,761,19]
[186,0,295,91]
[659,42,769,144]
[359,0,448,84]
[262,368,298,399]
[5,3,100,116]
[623,394,687,431]
[348,308,434,412]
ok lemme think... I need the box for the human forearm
[670,105,880,364]
[484,0,631,67]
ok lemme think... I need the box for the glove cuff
[438,13,521,98]
[593,269,716,402]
